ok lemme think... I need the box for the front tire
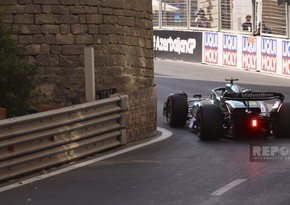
[197,104,223,140]
[165,93,188,127]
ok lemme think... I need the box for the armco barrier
[0,95,127,182]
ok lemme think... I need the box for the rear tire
[165,93,188,127]
[197,104,223,140]
[276,102,290,138]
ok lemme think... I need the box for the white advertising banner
[203,32,219,64]
[222,34,238,67]
[282,40,290,75]
[202,32,288,77]
[241,36,257,70]
[261,38,277,73]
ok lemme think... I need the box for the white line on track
[211,179,247,196]
[0,127,172,193]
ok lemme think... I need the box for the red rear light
[251,119,258,127]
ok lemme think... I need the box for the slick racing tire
[276,102,290,138]
[165,93,188,127]
[197,104,223,140]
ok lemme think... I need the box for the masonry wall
[127,86,157,142]
[0,0,156,141]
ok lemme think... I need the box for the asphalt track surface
[2,60,290,205]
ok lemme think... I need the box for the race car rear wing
[223,92,285,102]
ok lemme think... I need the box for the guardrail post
[118,113,126,128]
[119,95,128,112]
[120,129,127,145]
[118,95,127,145]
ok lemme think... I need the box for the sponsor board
[282,40,290,75]
[153,36,196,55]
[261,38,277,73]
[204,32,218,64]
[242,36,257,70]
[223,34,238,67]
[153,30,202,62]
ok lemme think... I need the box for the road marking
[0,127,172,193]
[211,179,247,196]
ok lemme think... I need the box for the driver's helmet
[223,84,242,97]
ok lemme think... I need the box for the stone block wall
[0,0,154,105]
[0,0,156,141]
[127,86,157,142]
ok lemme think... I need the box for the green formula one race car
[163,78,290,140]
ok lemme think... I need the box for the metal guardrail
[0,95,127,182]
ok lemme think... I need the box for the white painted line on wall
[0,127,172,193]
[211,179,247,196]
